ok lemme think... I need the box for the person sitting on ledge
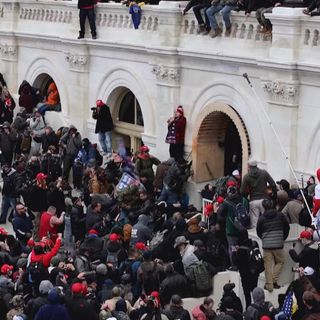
[37,82,61,116]
[303,0,320,16]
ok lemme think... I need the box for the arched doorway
[192,103,250,183]
[107,87,144,152]
[32,73,55,98]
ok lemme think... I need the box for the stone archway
[32,73,54,97]
[192,102,250,183]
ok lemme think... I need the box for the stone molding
[151,64,180,83]
[0,44,17,60]
[262,80,299,107]
[65,52,89,72]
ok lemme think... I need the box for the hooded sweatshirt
[130,214,152,246]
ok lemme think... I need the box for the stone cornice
[65,52,89,72]
[151,64,180,84]
[0,44,17,61]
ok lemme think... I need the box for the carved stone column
[151,63,181,160]
[64,49,90,134]
[0,42,18,92]
[260,78,300,178]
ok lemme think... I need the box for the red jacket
[39,212,59,243]
[30,238,61,268]
[174,116,186,144]
[312,168,320,216]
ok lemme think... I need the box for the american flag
[282,291,293,319]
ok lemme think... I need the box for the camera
[91,107,97,111]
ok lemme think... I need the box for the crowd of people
[0,72,320,320]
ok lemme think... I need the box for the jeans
[206,4,235,30]
[158,184,179,206]
[256,7,273,29]
[63,215,74,252]
[98,131,112,154]
[193,4,211,27]
[0,195,16,223]
[79,8,96,37]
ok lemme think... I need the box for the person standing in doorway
[165,106,186,161]
[92,99,114,156]
[77,0,97,39]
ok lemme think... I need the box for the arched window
[112,88,144,152]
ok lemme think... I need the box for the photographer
[92,100,114,156]
[289,230,319,272]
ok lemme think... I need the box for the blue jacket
[75,144,96,165]
[12,212,33,242]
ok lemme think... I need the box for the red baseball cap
[27,239,35,247]
[109,233,120,242]
[140,145,149,153]
[299,230,313,240]
[1,264,13,274]
[0,228,8,236]
[216,196,224,204]
[226,180,236,187]
[135,242,147,251]
[71,282,87,295]
[88,229,98,236]
[36,172,47,180]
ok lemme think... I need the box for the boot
[77,32,84,39]
[211,27,222,38]
[225,26,232,36]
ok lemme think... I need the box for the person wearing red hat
[38,206,65,244]
[312,168,320,217]
[92,99,114,156]
[135,145,160,187]
[165,105,186,161]
[65,282,97,320]
[0,263,14,307]
[289,230,319,271]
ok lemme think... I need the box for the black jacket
[289,244,320,271]
[33,131,59,153]
[159,272,188,306]
[70,205,86,239]
[93,105,114,133]
[164,305,191,320]
[256,209,290,250]
[78,0,97,9]
[2,169,22,198]
[66,295,97,320]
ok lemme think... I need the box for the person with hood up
[240,159,277,228]
[135,145,160,185]
[25,280,53,319]
[130,214,152,246]
[65,282,97,320]
[256,199,290,292]
[34,287,70,320]
[244,287,275,320]
[18,80,38,114]
[165,106,186,161]
[0,121,18,165]
[92,99,114,156]
[60,125,82,180]
[70,196,86,242]
[37,82,61,115]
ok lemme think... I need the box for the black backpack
[225,198,250,229]
[249,242,265,275]
[28,261,48,283]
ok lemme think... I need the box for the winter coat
[46,83,60,105]
[159,272,188,306]
[184,223,207,245]
[65,295,97,320]
[282,199,304,224]
[33,131,59,153]
[166,115,186,145]
[0,130,17,154]
[153,159,174,190]
[75,144,96,165]
[85,206,103,231]
[105,240,127,267]
[93,104,114,133]
[181,244,199,272]
[70,205,86,239]
[28,185,48,212]
[25,295,48,320]
[2,169,22,198]
[289,243,320,270]
[164,305,191,320]
[163,162,189,192]
[135,155,160,182]
[130,215,152,246]
[29,116,45,135]
[12,212,33,243]
[60,131,82,156]
[256,209,290,250]
[240,167,277,201]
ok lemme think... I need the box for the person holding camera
[92,100,114,157]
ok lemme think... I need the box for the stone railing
[182,12,272,42]
[1,1,320,63]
